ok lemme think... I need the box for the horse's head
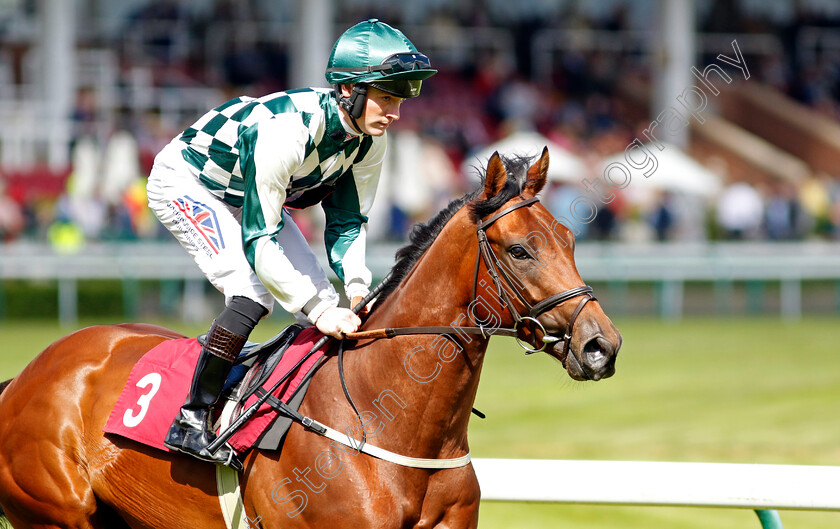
[472,148,621,381]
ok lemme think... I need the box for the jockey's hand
[351,295,374,318]
[315,307,361,339]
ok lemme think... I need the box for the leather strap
[476,196,539,230]
[308,418,472,469]
[216,400,250,529]
[529,286,594,319]
[346,326,519,341]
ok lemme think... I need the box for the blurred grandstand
[1,0,839,321]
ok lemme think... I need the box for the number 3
[123,372,162,427]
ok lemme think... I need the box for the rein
[348,197,596,355]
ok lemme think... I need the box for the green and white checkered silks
[175,87,382,286]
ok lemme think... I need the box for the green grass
[470,317,840,528]
[1,316,838,528]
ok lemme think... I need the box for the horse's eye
[508,244,531,260]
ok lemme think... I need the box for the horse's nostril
[582,344,609,369]
[583,348,605,365]
[580,336,616,380]
[582,338,608,366]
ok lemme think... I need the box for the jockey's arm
[321,135,386,307]
[238,116,339,324]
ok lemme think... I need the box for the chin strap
[336,84,368,134]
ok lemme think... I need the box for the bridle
[472,196,595,355]
[347,196,596,356]
[335,195,595,451]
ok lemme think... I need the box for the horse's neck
[355,215,489,456]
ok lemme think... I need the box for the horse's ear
[522,146,549,198]
[482,152,507,199]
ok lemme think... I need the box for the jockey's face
[341,85,403,136]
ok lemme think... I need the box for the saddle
[224,324,330,452]
[225,323,309,394]
[104,324,331,455]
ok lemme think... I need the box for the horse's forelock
[469,153,534,219]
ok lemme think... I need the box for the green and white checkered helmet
[325,19,437,100]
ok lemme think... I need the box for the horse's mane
[373,153,534,306]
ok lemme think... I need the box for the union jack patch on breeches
[167,195,226,257]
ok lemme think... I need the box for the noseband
[472,197,595,354]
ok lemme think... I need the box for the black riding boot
[164,321,247,471]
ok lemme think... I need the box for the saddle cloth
[103,325,328,454]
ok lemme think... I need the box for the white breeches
[146,140,336,315]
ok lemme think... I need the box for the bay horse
[0,149,621,528]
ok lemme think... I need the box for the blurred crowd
[1,0,840,246]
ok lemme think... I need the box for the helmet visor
[326,53,434,79]
[367,79,423,98]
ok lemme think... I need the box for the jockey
[146,19,436,470]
